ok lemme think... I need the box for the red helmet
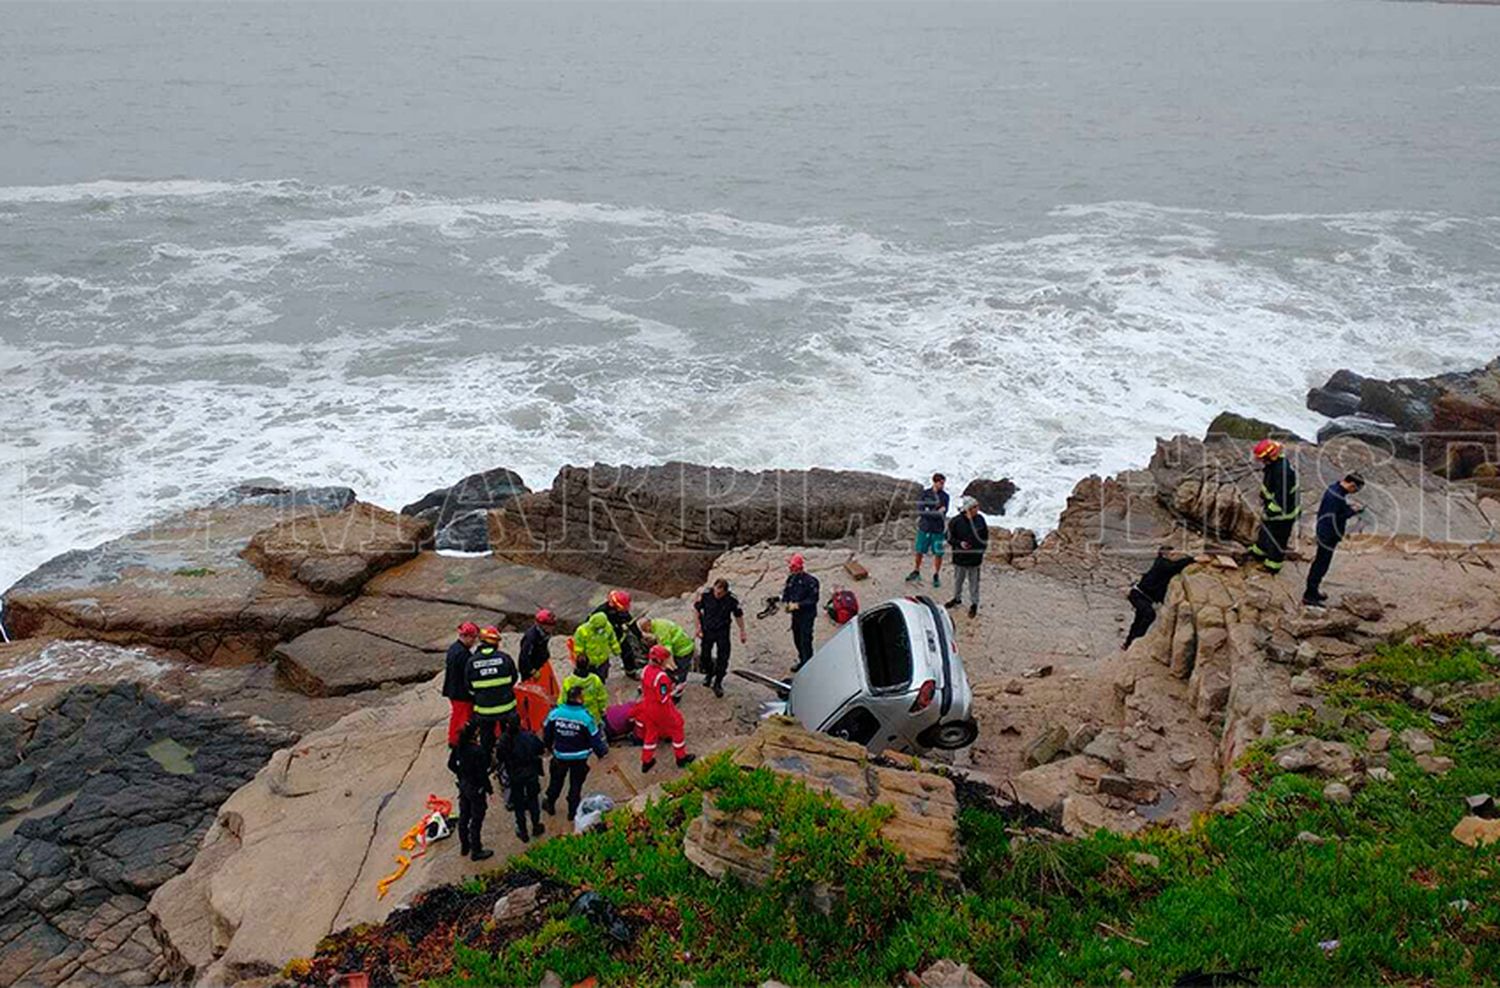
[535,608,556,626]
[457,622,480,637]
[647,644,671,664]
[607,590,632,612]
[478,626,501,644]
[788,553,805,573]
[1253,439,1284,462]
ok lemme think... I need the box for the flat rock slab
[363,553,654,630]
[242,501,430,596]
[151,678,748,985]
[3,493,426,666]
[688,717,959,882]
[326,596,506,652]
[274,626,438,697]
[3,504,349,664]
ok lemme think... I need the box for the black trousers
[1123,588,1157,648]
[1251,517,1296,571]
[510,776,541,835]
[458,781,488,852]
[546,758,591,820]
[791,616,815,666]
[1304,542,1338,599]
[701,630,731,685]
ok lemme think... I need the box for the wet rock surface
[488,462,920,595]
[2,488,426,665]
[0,683,293,988]
[400,466,530,552]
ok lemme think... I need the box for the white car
[739,595,978,755]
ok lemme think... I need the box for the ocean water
[3,1,1499,593]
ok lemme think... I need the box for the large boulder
[0,684,293,988]
[1203,411,1305,444]
[1309,359,1500,478]
[362,552,651,631]
[400,467,530,552]
[240,501,430,596]
[683,718,959,884]
[1047,434,1495,568]
[0,487,405,664]
[960,478,1017,515]
[1315,415,1422,460]
[1306,369,1368,419]
[488,463,920,595]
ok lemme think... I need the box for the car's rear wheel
[919,719,979,750]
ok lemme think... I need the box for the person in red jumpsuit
[639,644,695,772]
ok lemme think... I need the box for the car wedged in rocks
[739,595,978,755]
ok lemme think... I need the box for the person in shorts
[906,472,950,589]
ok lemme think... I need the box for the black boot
[515,825,530,844]
[676,753,696,768]
[944,598,961,609]
[532,817,545,836]
[471,847,494,861]
[968,604,977,618]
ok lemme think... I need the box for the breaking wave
[3,179,1499,592]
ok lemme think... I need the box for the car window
[860,606,913,690]
[825,706,881,746]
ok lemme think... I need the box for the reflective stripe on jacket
[465,645,518,716]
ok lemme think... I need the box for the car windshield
[860,606,913,690]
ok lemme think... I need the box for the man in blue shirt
[1303,473,1365,606]
[906,473,950,589]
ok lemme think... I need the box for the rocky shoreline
[1,358,1497,987]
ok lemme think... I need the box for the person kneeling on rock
[497,720,546,843]
[448,721,495,861]
[640,644,695,772]
[543,685,609,821]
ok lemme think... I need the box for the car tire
[919,719,978,751]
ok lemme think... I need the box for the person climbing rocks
[781,553,820,671]
[639,644,694,772]
[442,621,480,751]
[515,609,561,735]
[561,654,610,726]
[694,578,746,697]
[464,626,520,768]
[542,684,609,821]
[497,720,546,843]
[592,589,638,674]
[1304,473,1366,606]
[637,615,696,684]
[447,720,494,861]
[1122,546,1200,649]
[572,611,621,683]
[906,472,950,589]
[944,495,989,618]
[1249,438,1300,573]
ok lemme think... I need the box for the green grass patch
[172,566,215,577]
[314,641,1500,987]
